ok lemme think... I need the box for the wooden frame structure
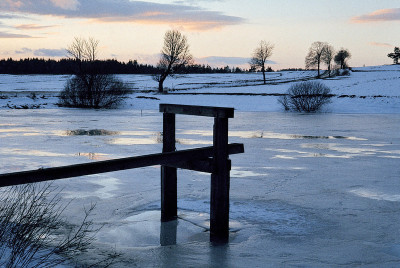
[0,104,244,242]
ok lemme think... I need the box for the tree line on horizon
[0,57,246,75]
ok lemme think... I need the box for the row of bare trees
[305,41,351,78]
[248,40,351,84]
[61,32,354,104]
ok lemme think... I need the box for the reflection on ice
[0,127,41,137]
[266,143,400,159]
[0,148,65,157]
[63,175,121,199]
[349,189,400,202]
[98,210,208,247]
[109,137,159,145]
[230,167,268,178]
[108,131,163,145]
[177,139,212,145]
[179,130,367,141]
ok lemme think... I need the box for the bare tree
[322,44,335,77]
[387,47,400,64]
[305,41,327,78]
[334,48,351,69]
[153,30,193,93]
[250,41,274,84]
[60,37,130,108]
[67,37,99,61]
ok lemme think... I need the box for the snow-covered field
[0,65,399,266]
[0,64,399,113]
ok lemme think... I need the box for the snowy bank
[0,65,399,114]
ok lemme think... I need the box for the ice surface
[0,66,399,266]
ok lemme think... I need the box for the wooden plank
[159,104,234,118]
[161,112,177,222]
[210,117,230,243]
[165,158,214,173]
[0,144,244,188]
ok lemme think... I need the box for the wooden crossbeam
[160,103,234,118]
[165,158,215,173]
[0,143,244,188]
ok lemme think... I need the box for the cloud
[173,0,224,5]
[34,48,66,57]
[15,24,57,30]
[49,0,80,10]
[13,47,66,57]
[15,47,33,54]
[0,14,18,19]
[0,0,245,31]
[352,8,400,23]
[0,31,33,38]
[370,42,393,48]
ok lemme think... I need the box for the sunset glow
[0,0,399,69]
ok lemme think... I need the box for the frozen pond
[1,109,400,267]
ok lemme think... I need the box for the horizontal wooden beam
[0,143,244,187]
[166,158,214,173]
[159,104,234,118]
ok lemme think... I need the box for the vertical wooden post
[161,112,177,222]
[210,117,230,243]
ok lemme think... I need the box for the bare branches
[322,44,335,77]
[250,41,274,84]
[0,183,112,267]
[153,30,193,93]
[60,37,130,108]
[66,37,99,62]
[278,81,332,112]
[305,41,327,78]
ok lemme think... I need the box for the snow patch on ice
[349,189,400,202]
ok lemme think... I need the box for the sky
[0,0,399,69]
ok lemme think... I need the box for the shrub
[0,183,120,267]
[58,74,131,109]
[333,69,351,77]
[278,81,332,112]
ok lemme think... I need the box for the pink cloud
[15,24,57,30]
[0,0,245,31]
[370,42,393,48]
[352,8,400,23]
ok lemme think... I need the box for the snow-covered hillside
[0,65,399,113]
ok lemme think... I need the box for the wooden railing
[0,104,244,243]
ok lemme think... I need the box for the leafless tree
[305,41,328,78]
[60,37,130,108]
[153,30,193,93]
[250,41,274,84]
[322,44,335,77]
[334,48,351,69]
[67,37,98,61]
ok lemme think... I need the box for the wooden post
[161,112,177,222]
[210,117,230,243]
